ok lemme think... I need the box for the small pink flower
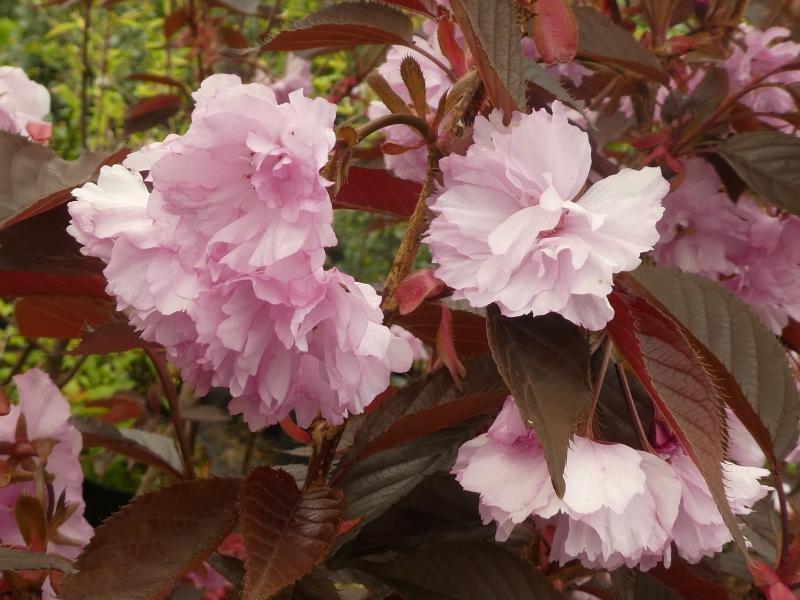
[258,53,314,104]
[521,37,592,88]
[654,158,749,277]
[0,66,51,142]
[724,26,800,132]
[425,103,669,330]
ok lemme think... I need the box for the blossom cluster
[453,398,770,570]
[0,66,51,143]
[0,369,93,599]
[68,74,412,429]
[424,103,670,331]
[655,157,800,332]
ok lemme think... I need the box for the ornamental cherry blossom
[68,74,412,430]
[654,157,800,333]
[425,103,669,330]
[0,66,51,142]
[453,398,681,570]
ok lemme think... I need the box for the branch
[145,348,195,478]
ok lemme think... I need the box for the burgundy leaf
[239,466,343,600]
[124,94,182,135]
[262,2,413,51]
[15,295,117,339]
[393,301,489,358]
[73,321,160,355]
[61,477,240,600]
[333,166,420,218]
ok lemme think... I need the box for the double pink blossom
[453,397,770,570]
[68,74,412,429]
[655,157,800,332]
[0,66,51,142]
[425,103,669,330]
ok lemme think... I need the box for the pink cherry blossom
[654,158,749,277]
[425,103,669,330]
[724,26,800,132]
[453,398,681,570]
[668,452,769,563]
[68,74,412,429]
[390,325,430,361]
[256,53,314,104]
[726,409,767,468]
[0,66,51,142]
[521,37,592,88]
[0,369,93,599]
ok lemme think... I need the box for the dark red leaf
[262,2,414,51]
[61,478,240,600]
[73,321,159,355]
[393,301,489,358]
[218,25,250,49]
[437,11,468,76]
[71,416,184,479]
[0,546,76,574]
[378,0,436,16]
[450,0,524,117]
[164,8,189,39]
[574,6,668,84]
[280,417,312,445]
[15,295,117,339]
[650,557,730,600]
[607,290,747,554]
[333,166,420,218]
[0,131,127,230]
[349,354,506,462]
[125,72,187,90]
[395,269,446,315]
[239,466,343,600]
[486,307,592,497]
[84,393,146,424]
[124,94,181,135]
[530,0,579,64]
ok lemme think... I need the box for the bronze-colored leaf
[239,466,343,600]
[61,477,240,600]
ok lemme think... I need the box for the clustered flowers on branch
[68,75,413,429]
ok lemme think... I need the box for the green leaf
[262,2,414,51]
[574,7,668,84]
[714,131,800,215]
[450,0,524,116]
[486,306,592,497]
[629,265,800,460]
[239,466,343,600]
[61,478,241,600]
[362,541,562,600]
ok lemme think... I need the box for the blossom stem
[356,113,434,144]
[304,420,344,490]
[381,144,441,312]
[615,362,655,453]
[146,348,195,479]
[583,337,613,438]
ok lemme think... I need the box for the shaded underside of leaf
[333,166,421,218]
[0,546,76,574]
[239,465,343,600]
[262,1,414,51]
[362,541,561,600]
[486,306,592,497]
[61,477,241,600]
[714,131,800,216]
[450,0,524,116]
[574,6,668,83]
